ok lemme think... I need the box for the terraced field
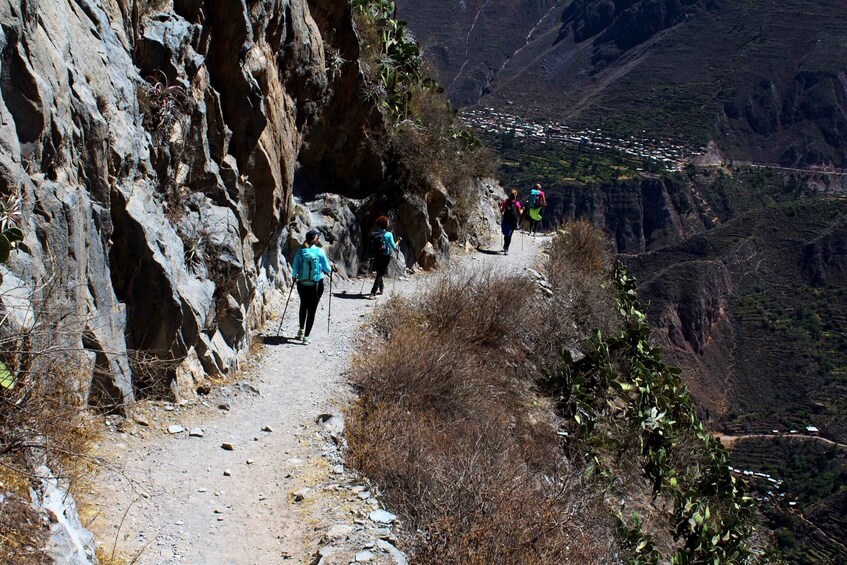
[629,198,847,438]
[731,437,847,564]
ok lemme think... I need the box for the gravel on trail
[89,233,549,564]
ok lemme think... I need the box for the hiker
[369,216,401,297]
[291,229,336,345]
[527,183,547,235]
[500,189,522,255]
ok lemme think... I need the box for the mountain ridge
[396,0,847,168]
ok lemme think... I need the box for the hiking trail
[89,231,549,564]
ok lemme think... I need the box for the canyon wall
[0,0,479,409]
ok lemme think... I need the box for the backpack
[297,247,323,286]
[503,199,520,226]
[367,229,388,258]
[529,190,540,208]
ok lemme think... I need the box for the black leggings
[371,255,391,294]
[297,280,324,336]
[528,217,540,234]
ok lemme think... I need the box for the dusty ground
[88,232,548,565]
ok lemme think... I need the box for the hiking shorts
[529,207,543,221]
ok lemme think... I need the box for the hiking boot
[303,336,312,345]
[295,328,305,341]
[503,249,509,255]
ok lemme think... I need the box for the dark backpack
[503,200,520,225]
[367,229,388,258]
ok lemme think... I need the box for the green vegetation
[351,0,429,119]
[550,264,760,563]
[728,285,847,435]
[484,133,653,190]
[586,82,715,149]
[0,193,23,390]
[731,438,847,564]
[688,167,815,221]
[626,193,847,562]
[352,0,496,216]
[347,222,766,563]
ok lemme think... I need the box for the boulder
[418,242,439,271]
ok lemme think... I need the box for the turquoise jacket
[292,245,332,284]
[381,231,399,255]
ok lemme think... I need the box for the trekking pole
[392,251,398,295]
[276,282,295,337]
[327,271,333,332]
[360,256,370,296]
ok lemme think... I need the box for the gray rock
[368,528,391,538]
[368,510,397,524]
[565,347,586,363]
[0,0,498,553]
[189,428,204,437]
[235,382,261,396]
[168,425,185,434]
[417,242,439,271]
[31,464,97,565]
[325,524,354,539]
[316,414,344,438]
[376,540,408,565]
[355,550,376,562]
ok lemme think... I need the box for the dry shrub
[369,294,418,340]
[379,90,498,222]
[0,277,105,561]
[346,271,617,562]
[0,477,50,564]
[418,270,536,348]
[549,220,614,279]
[0,361,100,563]
[544,221,620,341]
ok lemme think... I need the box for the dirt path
[89,232,548,565]
[715,433,847,450]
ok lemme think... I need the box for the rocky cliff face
[542,176,707,253]
[0,0,479,410]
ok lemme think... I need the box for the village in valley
[460,107,704,172]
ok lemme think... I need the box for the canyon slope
[396,0,847,168]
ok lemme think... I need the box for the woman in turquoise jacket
[291,230,335,344]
